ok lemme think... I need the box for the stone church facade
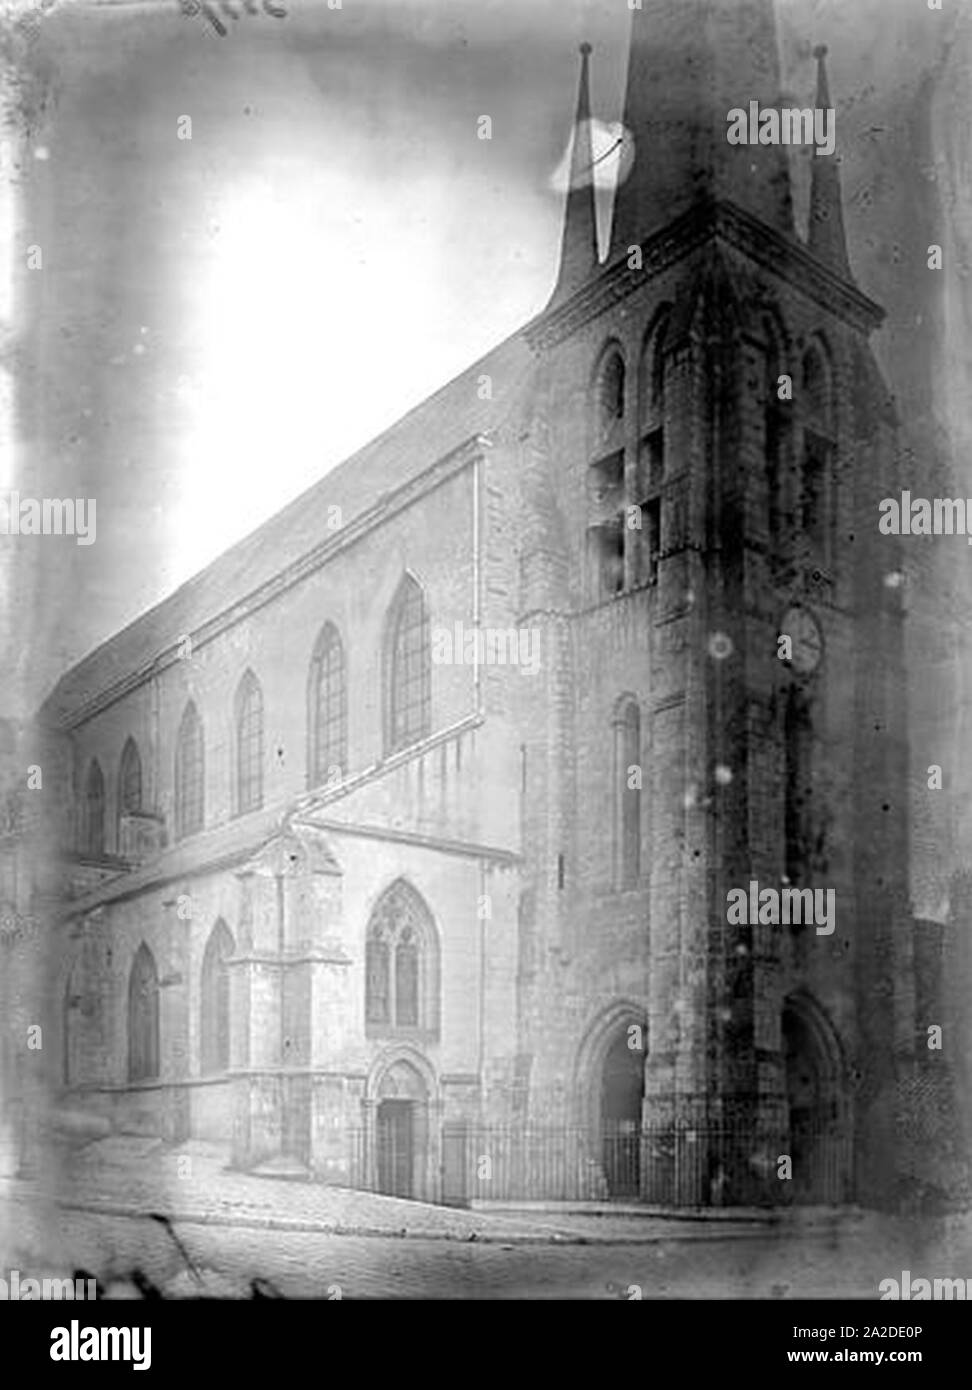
[29,0,964,1208]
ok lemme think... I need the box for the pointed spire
[807,45,853,280]
[549,43,599,306]
[610,0,793,260]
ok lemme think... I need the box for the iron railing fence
[344,1120,853,1207]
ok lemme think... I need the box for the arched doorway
[600,1029,643,1198]
[783,995,848,1204]
[375,1059,428,1200]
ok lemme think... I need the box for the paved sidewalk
[12,1138,566,1243]
[0,1135,902,1249]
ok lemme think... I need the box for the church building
[34,0,958,1209]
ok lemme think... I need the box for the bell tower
[523,0,924,1208]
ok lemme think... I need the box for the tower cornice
[525,198,884,353]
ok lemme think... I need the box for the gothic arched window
[588,344,627,600]
[633,309,670,587]
[83,759,105,858]
[800,344,835,556]
[119,737,142,813]
[128,943,160,1082]
[308,622,347,788]
[803,343,834,429]
[638,309,669,464]
[235,670,264,815]
[365,881,439,1036]
[385,575,430,755]
[174,701,204,840]
[118,737,142,844]
[614,698,642,888]
[595,349,625,443]
[784,685,815,886]
[763,318,789,552]
[200,919,233,1076]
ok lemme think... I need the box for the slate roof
[42,327,539,728]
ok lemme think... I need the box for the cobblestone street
[3,1139,970,1299]
[0,1193,960,1300]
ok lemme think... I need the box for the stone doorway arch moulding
[572,999,649,1199]
[364,1044,441,1204]
[782,988,853,1204]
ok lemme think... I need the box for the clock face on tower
[781,606,823,674]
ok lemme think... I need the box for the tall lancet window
[385,575,431,755]
[200,919,233,1076]
[634,308,670,588]
[596,351,625,441]
[128,943,160,1083]
[175,701,204,840]
[118,737,142,847]
[763,318,789,556]
[119,737,142,815]
[234,670,264,815]
[308,622,347,787]
[587,345,627,600]
[614,697,642,889]
[800,344,835,560]
[784,685,815,888]
[83,759,105,859]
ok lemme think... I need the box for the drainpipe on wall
[472,446,482,717]
[478,857,487,1115]
[474,444,486,1108]
[150,656,161,815]
[276,870,286,1151]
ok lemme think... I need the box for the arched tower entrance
[782,994,850,1204]
[575,1002,647,1200]
[600,1028,643,1197]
